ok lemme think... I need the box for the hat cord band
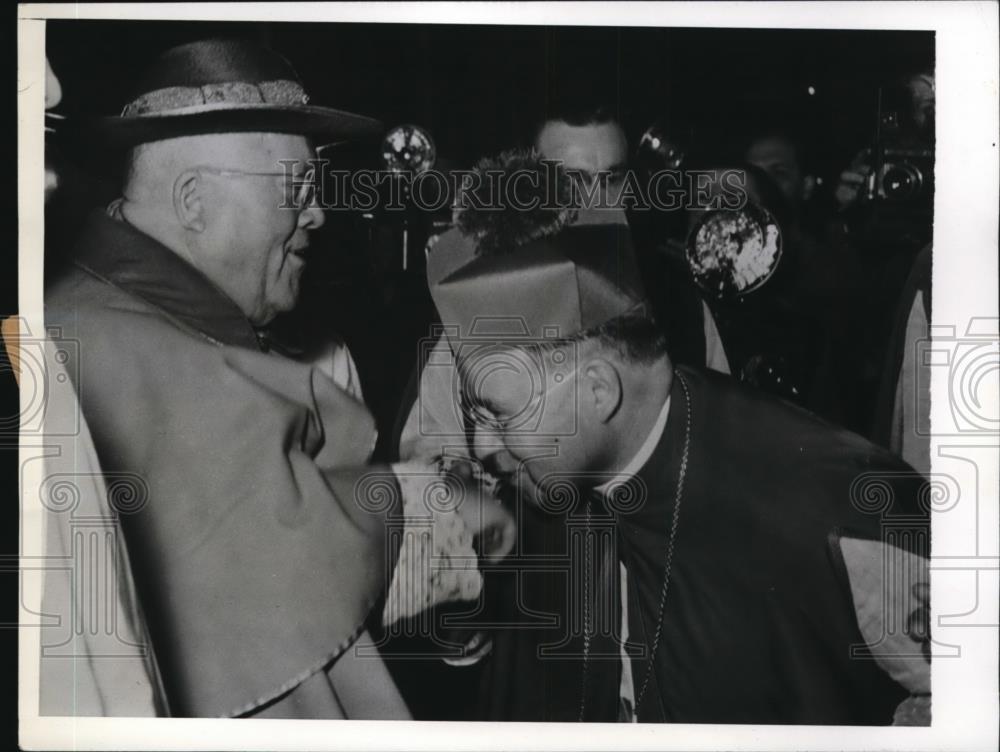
[120,79,309,117]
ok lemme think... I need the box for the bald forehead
[535,121,627,174]
[130,132,313,176]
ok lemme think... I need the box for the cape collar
[73,206,263,351]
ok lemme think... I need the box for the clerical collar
[72,205,262,351]
[595,392,672,497]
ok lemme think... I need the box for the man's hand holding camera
[834,149,874,211]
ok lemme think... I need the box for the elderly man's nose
[45,59,62,110]
[298,203,325,230]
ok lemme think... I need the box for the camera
[866,107,935,209]
[853,79,935,250]
[875,148,934,205]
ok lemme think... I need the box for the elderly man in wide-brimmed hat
[44,38,513,719]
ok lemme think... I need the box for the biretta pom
[453,149,579,256]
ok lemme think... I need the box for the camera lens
[880,162,923,201]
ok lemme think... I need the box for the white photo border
[17,3,999,751]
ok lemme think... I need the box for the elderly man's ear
[173,170,206,232]
[583,358,623,424]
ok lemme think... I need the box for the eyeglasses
[461,362,580,433]
[195,164,318,210]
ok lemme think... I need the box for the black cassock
[476,366,927,723]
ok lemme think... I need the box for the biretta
[428,151,647,348]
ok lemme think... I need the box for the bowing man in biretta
[424,154,932,724]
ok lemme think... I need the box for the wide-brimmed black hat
[96,38,382,146]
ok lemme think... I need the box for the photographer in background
[741,124,868,427]
[678,154,845,419]
[834,71,935,217]
[843,68,935,476]
[828,69,935,435]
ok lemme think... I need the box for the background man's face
[196,132,324,325]
[745,136,809,208]
[461,344,599,507]
[536,120,628,207]
[906,73,935,135]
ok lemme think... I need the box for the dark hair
[679,152,794,230]
[529,95,622,148]
[741,122,815,176]
[528,311,668,366]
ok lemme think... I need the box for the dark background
[47,21,935,171]
[44,21,935,462]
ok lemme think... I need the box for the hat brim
[93,103,383,148]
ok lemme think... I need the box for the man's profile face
[459,344,599,508]
[536,120,628,207]
[193,132,324,325]
[745,136,810,208]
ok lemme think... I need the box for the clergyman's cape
[45,211,403,717]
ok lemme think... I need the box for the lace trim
[382,462,482,625]
[122,80,309,117]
